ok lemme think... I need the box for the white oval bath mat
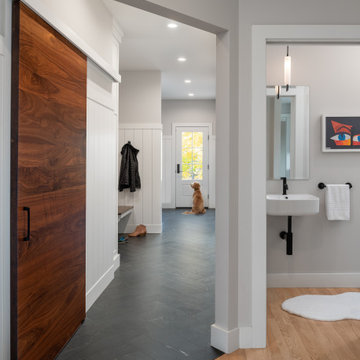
[282,292,360,321]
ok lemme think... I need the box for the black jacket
[119,143,141,192]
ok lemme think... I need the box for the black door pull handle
[24,207,30,241]
[177,164,180,174]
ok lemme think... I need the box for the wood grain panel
[11,2,86,359]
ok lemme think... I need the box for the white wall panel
[118,125,162,233]
[86,61,118,311]
[133,130,144,225]
[162,136,172,207]
[152,130,162,226]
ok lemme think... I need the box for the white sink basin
[266,194,319,216]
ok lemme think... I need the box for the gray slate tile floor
[58,209,222,360]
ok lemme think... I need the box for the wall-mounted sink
[266,194,320,216]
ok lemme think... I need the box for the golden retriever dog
[183,182,206,215]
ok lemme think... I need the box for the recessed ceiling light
[177,57,187,62]
[188,93,194,97]
[167,23,178,29]
[184,79,192,84]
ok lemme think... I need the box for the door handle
[177,164,180,174]
[23,207,30,241]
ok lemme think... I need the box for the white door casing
[175,126,209,208]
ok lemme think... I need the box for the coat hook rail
[318,182,353,189]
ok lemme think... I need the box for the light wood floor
[218,288,360,360]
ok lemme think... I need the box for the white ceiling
[103,0,216,100]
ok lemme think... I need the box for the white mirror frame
[266,86,309,180]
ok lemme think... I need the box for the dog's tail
[183,211,194,215]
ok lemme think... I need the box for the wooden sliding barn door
[11,2,87,359]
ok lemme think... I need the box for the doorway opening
[252,25,360,351]
[59,1,223,358]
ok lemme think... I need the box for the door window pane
[181,131,203,180]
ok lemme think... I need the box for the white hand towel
[325,184,350,221]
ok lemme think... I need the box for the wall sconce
[284,45,291,92]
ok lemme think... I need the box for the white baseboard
[113,253,120,271]
[124,223,162,234]
[268,272,360,288]
[86,265,114,311]
[162,203,173,209]
[211,324,239,354]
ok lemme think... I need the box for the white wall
[118,71,162,233]
[162,100,216,135]
[119,71,162,124]
[118,125,162,233]
[266,45,360,283]
[161,100,216,208]
[40,0,114,66]
[86,61,119,311]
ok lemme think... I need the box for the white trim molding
[21,0,121,82]
[252,24,360,349]
[119,123,163,130]
[113,253,120,271]
[86,265,114,311]
[0,36,4,54]
[211,324,239,354]
[268,273,360,288]
[112,18,124,44]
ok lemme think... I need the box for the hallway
[58,209,222,360]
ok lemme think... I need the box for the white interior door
[175,126,209,208]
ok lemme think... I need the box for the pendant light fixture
[284,45,291,92]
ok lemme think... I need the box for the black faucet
[281,177,288,195]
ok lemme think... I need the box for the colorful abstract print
[326,117,360,149]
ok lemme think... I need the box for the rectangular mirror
[267,86,309,180]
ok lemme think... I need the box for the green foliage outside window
[182,132,203,180]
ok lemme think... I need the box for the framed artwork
[322,115,360,152]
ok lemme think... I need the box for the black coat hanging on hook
[119,142,141,192]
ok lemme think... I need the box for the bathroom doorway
[251,25,360,349]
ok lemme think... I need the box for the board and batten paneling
[118,125,162,233]
[161,134,216,209]
[162,136,172,208]
[86,60,118,311]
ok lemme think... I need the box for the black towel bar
[318,182,352,189]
